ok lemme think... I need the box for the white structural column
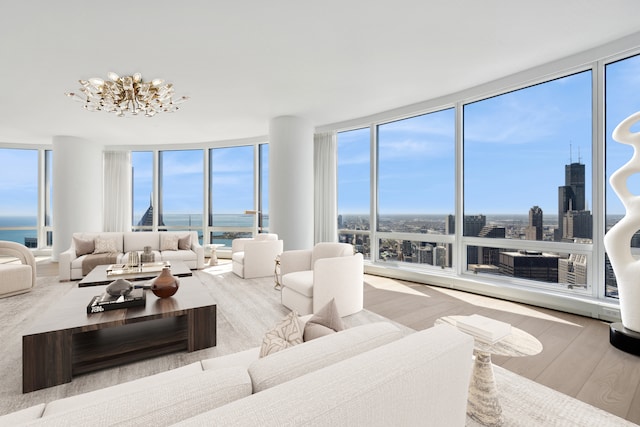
[269,116,314,251]
[51,136,104,261]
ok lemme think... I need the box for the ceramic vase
[603,110,640,333]
[151,266,179,298]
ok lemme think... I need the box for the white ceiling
[2,0,640,146]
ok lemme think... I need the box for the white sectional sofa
[59,231,205,281]
[1,322,474,426]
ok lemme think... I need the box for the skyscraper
[526,205,543,240]
[556,161,591,241]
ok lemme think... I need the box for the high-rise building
[526,206,543,240]
[445,214,455,235]
[558,253,587,287]
[417,245,433,265]
[499,250,560,283]
[556,162,590,241]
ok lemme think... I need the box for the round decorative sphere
[151,267,179,298]
[106,278,133,297]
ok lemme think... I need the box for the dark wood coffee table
[22,276,216,393]
[78,260,192,287]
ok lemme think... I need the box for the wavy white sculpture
[604,111,640,340]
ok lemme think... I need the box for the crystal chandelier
[65,72,189,117]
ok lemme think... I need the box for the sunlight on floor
[202,259,232,276]
[365,273,582,327]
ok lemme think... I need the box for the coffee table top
[24,276,215,336]
[79,260,192,287]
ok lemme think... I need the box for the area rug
[0,265,636,426]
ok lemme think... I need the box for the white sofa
[280,242,364,316]
[0,322,474,426]
[0,241,37,298]
[231,233,283,279]
[59,231,205,281]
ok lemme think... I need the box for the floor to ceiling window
[605,53,640,299]
[159,150,204,240]
[209,146,255,246]
[0,148,39,247]
[463,71,593,293]
[376,108,455,268]
[337,127,371,259]
[131,151,154,229]
[259,143,269,232]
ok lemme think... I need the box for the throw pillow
[73,237,95,257]
[161,234,180,251]
[178,234,191,250]
[303,298,346,342]
[259,311,303,358]
[93,236,118,254]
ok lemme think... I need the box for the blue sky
[338,54,640,218]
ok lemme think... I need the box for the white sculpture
[604,110,640,333]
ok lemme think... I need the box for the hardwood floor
[31,258,640,424]
[362,273,640,424]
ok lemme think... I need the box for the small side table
[436,315,542,426]
[274,255,282,290]
[207,244,225,266]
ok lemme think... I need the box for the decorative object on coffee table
[151,266,179,298]
[140,246,155,263]
[105,278,133,297]
[436,315,542,427]
[604,110,640,356]
[127,251,139,268]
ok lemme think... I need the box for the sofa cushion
[178,233,192,250]
[249,321,402,393]
[0,403,45,424]
[124,232,159,253]
[33,367,251,426]
[94,236,119,254]
[73,236,94,256]
[202,347,261,371]
[281,270,314,297]
[259,311,304,358]
[304,298,345,341]
[43,362,203,416]
[161,234,180,251]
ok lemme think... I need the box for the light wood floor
[362,273,640,425]
[33,259,640,424]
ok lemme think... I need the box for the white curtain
[314,132,338,243]
[103,151,132,232]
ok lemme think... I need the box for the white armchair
[231,233,283,279]
[280,242,364,316]
[0,240,36,298]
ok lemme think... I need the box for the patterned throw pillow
[259,311,303,358]
[178,234,191,250]
[94,236,118,254]
[73,236,95,257]
[303,298,346,341]
[161,234,180,251]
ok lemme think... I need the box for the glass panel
[464,71,592,243]
[467,245,589,293]
[209,146,254,244]
[605,53,640,298]
[132,151,154,227]
[0,148,38,246]
[337,128,371,258]
[377,109,455,234]
[378,238,452,269]
[259,144,269,231]
[159,150,204,231]
[45,150,53,228]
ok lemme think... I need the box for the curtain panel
[103,151,132,232]
[314,132,338,243]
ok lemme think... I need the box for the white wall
[51,136,103,260]
[269,116,314,250]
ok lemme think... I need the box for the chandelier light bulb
[65,72,188,117]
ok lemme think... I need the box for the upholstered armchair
[0,240,36,298]
[280,242,364,316]
[231,233,283,279]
